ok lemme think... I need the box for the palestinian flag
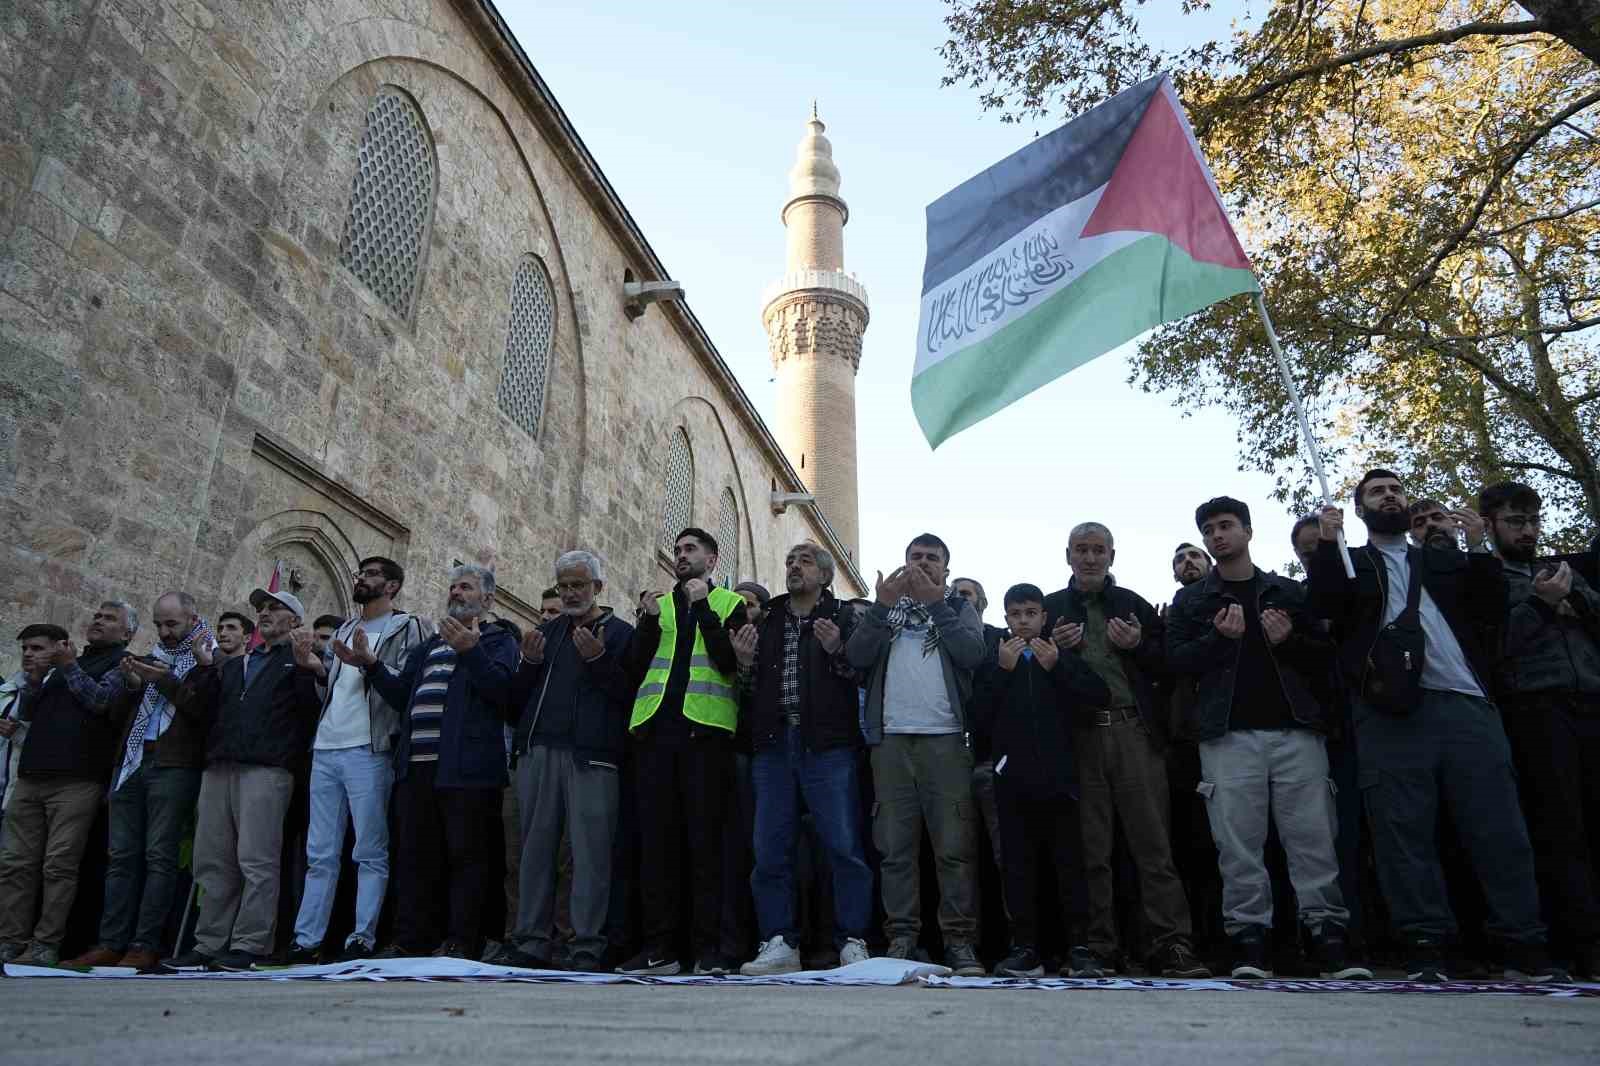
[912,74,1258,448]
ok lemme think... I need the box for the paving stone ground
[4,978,1596,1065]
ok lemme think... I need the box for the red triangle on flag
[1080,86,1252,272]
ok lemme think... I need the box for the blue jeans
[293,747,393,948]
[99,764,202,952]
[751,726,872,946]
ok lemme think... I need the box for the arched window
[715,488,740,586]
[658,428,693,554]
[497,256,556,439]
[338,88,435,320]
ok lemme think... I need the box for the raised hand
[192,636,215,668]
[1052,619,1084,650]
[1534,562,1572,606]
[49,639,77,669]
[875,567,907,607]
[1106,614,1142,651]
[638,590,662,618]
[439,615,480,653]
[124,656,171,686]
[1450,507,1487,548]
[1261,608,1293,646]
[1029,636,1059,671]
[813,617,842,654]
[570,624,604,662]
[904,566,943,606]
[732,623,759,668]
[682,578,710,603]
[1317,506,1344,542]
[333,626,377,668]
[997,635,1025,671]
[520,627,547,665]
[290,628,326,674]
[1213,604,1245,639]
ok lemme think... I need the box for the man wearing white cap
[161,586,324,972]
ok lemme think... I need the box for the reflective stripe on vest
[630,586,743,733]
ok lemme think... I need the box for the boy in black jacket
[975,584,1111,978]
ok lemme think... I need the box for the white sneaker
[838,938,870,966]
[740,935,802,976]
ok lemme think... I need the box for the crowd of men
[0,471,1595,985]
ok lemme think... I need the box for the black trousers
[1503,694,1600,953]
[995,775,1088,950]
[635,740,730,958]
[392,761,499,952]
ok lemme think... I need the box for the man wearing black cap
[163,587,323,972]
[285,557,431,963]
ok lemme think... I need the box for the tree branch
[1231,20,1550,108]
[1380,87,1600,329]
[1475,198,1600,238]
[1502,460,1580,480]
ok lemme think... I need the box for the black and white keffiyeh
[115,618,208,791]
[885,591,962,658]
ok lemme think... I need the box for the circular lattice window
[496,256,556,439]
[338,89,435,320]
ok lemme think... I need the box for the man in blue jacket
[493,550,633,972]
[337,564,518,961]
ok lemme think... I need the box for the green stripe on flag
[912,234,1259,448]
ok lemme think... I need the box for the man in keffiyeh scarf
[66,593,212,971]
[843,533,988,977]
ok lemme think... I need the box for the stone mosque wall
[0,0,863,669]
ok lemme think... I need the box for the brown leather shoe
[65,946,126,968]
[119,948,160,972]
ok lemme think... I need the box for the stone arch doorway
[215,509,360,625]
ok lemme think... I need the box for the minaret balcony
[761,269,870,316]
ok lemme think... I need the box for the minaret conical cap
[788,107,841,202]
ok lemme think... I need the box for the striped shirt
[408,643,457,763]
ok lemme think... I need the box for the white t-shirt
[315,613,394,750]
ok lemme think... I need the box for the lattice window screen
[715,489,739,586]
[338,89,435,319]
[658,429,693,553]
[497,256,556,438]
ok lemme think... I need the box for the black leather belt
[1088,707,1141,727]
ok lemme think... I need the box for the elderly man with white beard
[492,550,634,972]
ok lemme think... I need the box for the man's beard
[562,599,594,617]
[353,583,378,604]
[677,562,708,581]
[447,602,480,621]
[1362,508,1409,535]
[1498,539,1537,563]
[1422,529,1457,550]
[1178,570,1202,587]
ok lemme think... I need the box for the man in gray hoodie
[846,532,986,975]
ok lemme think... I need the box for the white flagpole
[1253,291,1356,579]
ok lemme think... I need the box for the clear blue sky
[499,0,1295,620]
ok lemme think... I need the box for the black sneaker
[217,950,265,972]
[567,951,608,973]
[1404,939,1449,982]
[1310,925,1372,980]
[1065,945,1107,978]
[489,943,555,969]
[282,943,321,966]
[431,938,476,960]
[370,943,411,960]
[617,947,680,975]
[1152,941,1211,978]
[1229,928,1273,979]
[693,951,734,976]
[159,949,213,973]
[995,945,1044,978]
[944,942,986,977]
[341,936,375,961]
[1504,943,1570,983]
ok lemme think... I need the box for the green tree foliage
[942,1,1600,546]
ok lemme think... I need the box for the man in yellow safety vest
[617,527,749,975]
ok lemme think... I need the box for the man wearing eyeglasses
[1483,482,1600,979]
[283,557,431,963]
